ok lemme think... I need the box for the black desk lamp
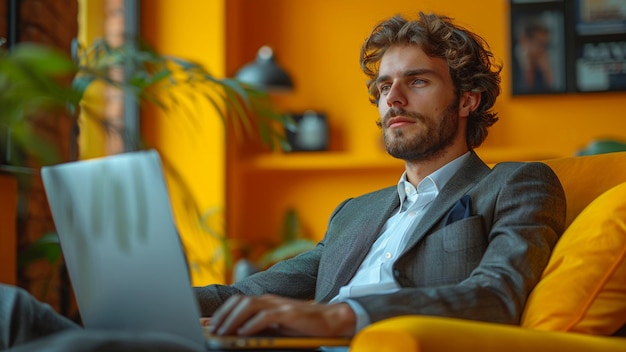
[234,45,294,92]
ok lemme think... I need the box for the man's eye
[379,84,391,93]
[412,78,426,86]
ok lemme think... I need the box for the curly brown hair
[360,12,502,149]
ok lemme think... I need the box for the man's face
[376,44,462,161]
[527,29,550,61]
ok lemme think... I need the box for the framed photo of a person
[511,3,567,95]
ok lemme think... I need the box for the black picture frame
[510,0,626,95]
[573,0,626,92]
[511,1,567,95]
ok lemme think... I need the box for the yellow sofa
[351,151,626,351]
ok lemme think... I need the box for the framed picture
[575,38,626,92]
[511,4,567,94]
[574,0,626,92]
[575,0,626,36]
[510,0,626,95]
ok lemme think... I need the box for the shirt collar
[396,151,471,209]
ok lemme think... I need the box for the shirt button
[405,186,412,194]
[384,252,392,259]
[409,211,416,217]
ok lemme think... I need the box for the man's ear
[458,90,481,118]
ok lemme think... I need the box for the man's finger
[213,295,267,336]
[200,317,211,326]
[236,308,283,336]
[209,294,246,334]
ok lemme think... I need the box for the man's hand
[208,294,356,338]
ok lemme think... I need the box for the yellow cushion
[352,316,626,352]
[521,182,626,335]
[542,151,626,226]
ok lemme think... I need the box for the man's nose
[386,83,407,107]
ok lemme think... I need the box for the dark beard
[382,101,459,162]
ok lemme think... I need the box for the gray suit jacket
[195,151,566,326]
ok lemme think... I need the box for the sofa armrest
[350,316,626,352]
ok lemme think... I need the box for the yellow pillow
[521,182,626,335]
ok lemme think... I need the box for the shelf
[237,147,561,173]
[475,147,561,164]
[238,151,405,172]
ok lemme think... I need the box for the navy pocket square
[445,195,472,225]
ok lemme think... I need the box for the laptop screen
[42,150,206,349]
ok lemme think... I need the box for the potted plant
[1,38,293,299]
[231,208,317,282]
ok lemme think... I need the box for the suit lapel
[319,188,399,301]
[401,152,491,254]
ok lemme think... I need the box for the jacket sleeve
[193,244,323,316]
[194,197,358,316]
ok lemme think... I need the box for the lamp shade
[235,46,294,92]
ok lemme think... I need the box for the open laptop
[41,149,350,350]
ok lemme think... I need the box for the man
[197,12,566,338]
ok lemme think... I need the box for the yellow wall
[224,0,626,252]
[77,0,107,159]
[140,0,227,285]
[77,1,228,285]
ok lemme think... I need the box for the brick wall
[13,0,78,315]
